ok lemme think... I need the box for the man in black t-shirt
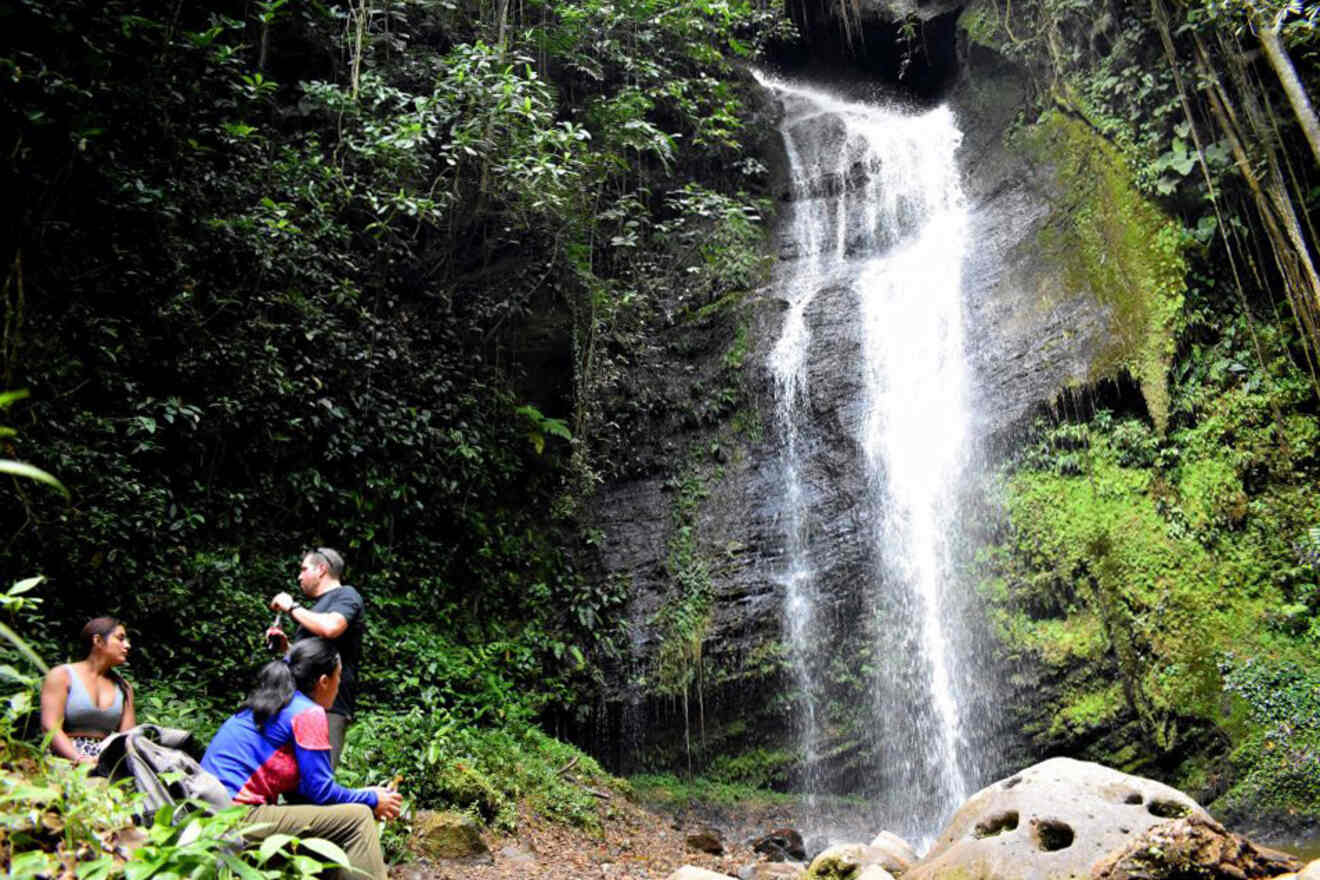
[267,547,365,768]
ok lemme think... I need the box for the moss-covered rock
[406,810,492,863]
[977,335,1320,815]
[1017,110,1187,432]
[806,843,880,880]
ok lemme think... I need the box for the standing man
[268,548,364,768]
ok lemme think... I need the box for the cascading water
[759,72,980,844]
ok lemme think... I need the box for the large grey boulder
[905,757,1213,880]
[867,831,917,875]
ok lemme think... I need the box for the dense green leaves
[977,307,1320,811]
[0,0,780,768]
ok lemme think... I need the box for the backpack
[95,725,233,821]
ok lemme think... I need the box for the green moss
[731,405,764,443]
[1049,683,1126,738]
[1214,724,1320,821]
[705,747,796,788]
[997,611,1107,667]
[984,436,1236,752]
[654,463,715,696]
[1019,111,1187,432]
[628,772,795,809]
[347,716,621,833]
[980,374,1320,797]
[1177,456,1246,535]
[958,1,1009,51]
[806,852,863,880]
[723,322,750,369]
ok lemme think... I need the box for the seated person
[201,638,402,880]
[40,616,136,763]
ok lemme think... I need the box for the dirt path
[390,795,842,880]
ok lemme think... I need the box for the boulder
[741,863,807,879]
[406,809,492,864]
[688,827,727,855]
[807,842,886,879]
[869,832,916,864]
[856,867,897,880]
[667,868,736,880]
[905,758,1216,880]
[1091,814,1300,879]
[496,841,536,865]
[753,828,808,862]
[865,831,917,876]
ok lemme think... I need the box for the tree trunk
[1150,0,1290,412]
[495,0,510,50]
[1256,10,1320,168]
[1195,33,1320,383]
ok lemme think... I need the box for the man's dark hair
[308,547,345,579]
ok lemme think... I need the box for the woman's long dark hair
[242,637,341,726]
[80,616,123,655]
[80,616,131,694]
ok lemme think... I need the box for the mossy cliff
[1017,110,1187,432]
[972,101,1320,826]
[976,369,1320,825]
[951,0,1320,832]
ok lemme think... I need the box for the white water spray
[759,72,975,842]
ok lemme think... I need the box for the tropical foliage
[1,0,781,868]
[962,0,1320,824]
[1,0,781,731]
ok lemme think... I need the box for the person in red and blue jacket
[202,638,402,879]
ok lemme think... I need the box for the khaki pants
[245,802,384,880]
[326,712,348,769]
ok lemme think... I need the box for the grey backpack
[95,724,232,820]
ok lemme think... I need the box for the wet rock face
[586,44,1120,778]
[950,43,1113,446]
[587,280,878,774]
[905,758,1219,880]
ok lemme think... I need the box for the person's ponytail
[241,638,340,727]
[242,659,296,726]
[287,638,339,693]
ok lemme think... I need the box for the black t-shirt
[293,585,365,719]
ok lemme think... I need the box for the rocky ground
[390,794,861,880]
[386,761,1320,880]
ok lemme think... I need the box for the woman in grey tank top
[39,616,136,763]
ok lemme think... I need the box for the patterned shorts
[71,736,105,758]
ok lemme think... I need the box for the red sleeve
[291,704,332,750]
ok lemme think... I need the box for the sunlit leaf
[0,460,69,496]
[298,837,353,867]
[257,833,297,864]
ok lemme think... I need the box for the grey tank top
[63,664,124,734]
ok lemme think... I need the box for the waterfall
[759,72,978,844]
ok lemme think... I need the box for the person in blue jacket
[202,638,402,879]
